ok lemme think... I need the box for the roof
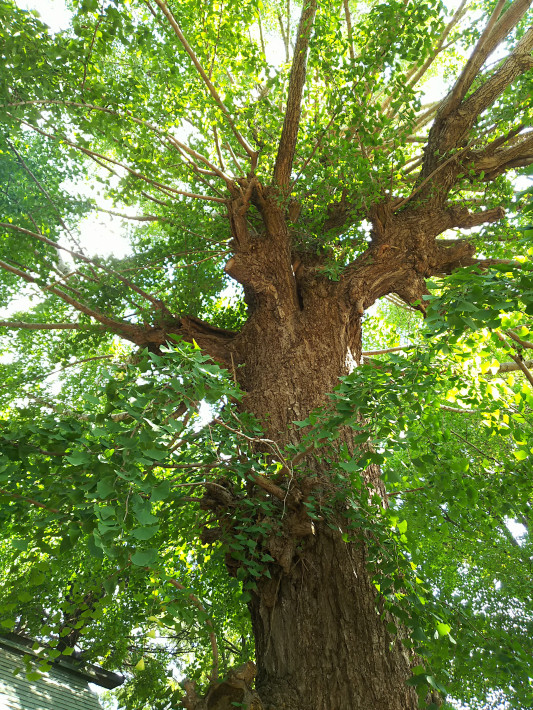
[0,635,123,710]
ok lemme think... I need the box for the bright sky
[16,0,70,32]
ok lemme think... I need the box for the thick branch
[470,130,533,179]
[273,0,318,188]
[249,471,287,501]
[460,27,533,130]
[440,0,532,118]
[0,257,236,363]
[444,205,506,230]
[404,0,469,89]
[421,1,533,186]
[0,258,136,334]
[342,0,355,61]
[500,358,533,371]
[362,346,415,356]
[505,329,533,349]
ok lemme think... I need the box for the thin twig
[80,10,103,96]
[450,428,501,463]
[8,99,231,183]
[150,0,257,163]
[0,488,60,514]
[0,321,104,331]
[361,345,415,356]
[167,578,219,681]
[0,222,172,314]
[8,112,227,203]
[388,486,427,498]
[496,331,533,389]
[5,138,76,241]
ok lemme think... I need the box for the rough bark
[250,526,416,710]
[190,170,518,706]
[160,176,508,706]
[4,3,533,707]
[230,283,417,709]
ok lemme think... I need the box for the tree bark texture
[234,304,417,709]
[249,526,416,710]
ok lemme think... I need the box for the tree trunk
[226,267,419,709]
[250,526,417,710]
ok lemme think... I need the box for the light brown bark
[229,283,417,709]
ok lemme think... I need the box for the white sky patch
[16,0,71,32]
[72,176,134,259]
[76,210,132,259]
[506,518,528,545]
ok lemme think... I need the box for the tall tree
[1,0,533,708]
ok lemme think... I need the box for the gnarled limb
[181,662,262,710]
[439,0,532,119]
[0,254,236,364]
[469,129,533,180]
[419,0,533,195]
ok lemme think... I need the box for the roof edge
[0,633,124,690]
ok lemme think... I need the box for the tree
[1,0,533,708]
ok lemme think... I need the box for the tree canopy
[1,0,533,708]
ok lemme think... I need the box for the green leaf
[65,451,91,466]
[513,449,528,461]
[436,623,451,637]
[131,525,160,540]
[150,480,171,502]
[397,519,408,534]
[96,478,116,498]
[131,549,158,567]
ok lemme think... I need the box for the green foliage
[1,0,533,708]
[0,341,256,698]
[292,306,533,708]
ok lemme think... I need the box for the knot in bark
[200,481,235,512]
[182,662,263,710]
